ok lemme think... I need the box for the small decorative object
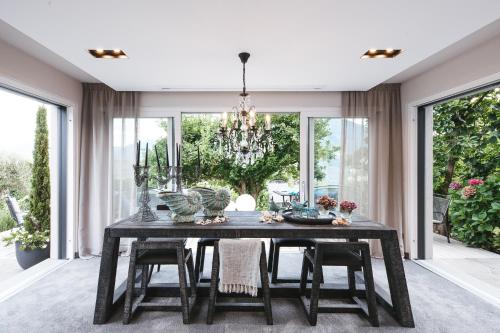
[235,194,256,211]
[269,198,280,216]
[290,200,318,218]
[281,210,333,225]
[316,195,337,217]
[333,217,350,226]
[195,216,229,225]
[131,142,158,222]
[260,211,284,223]
[160,190,203,223]
[192,187,231,217]
[339,200,357,224]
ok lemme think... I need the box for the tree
[170,114,337,203]
[433,89,500,195]
[25,106,51,234]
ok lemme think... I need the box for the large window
[112,118,173,221]
[309,118,369,215]
[181,113,300,211]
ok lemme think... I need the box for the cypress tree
[25,106,51,234]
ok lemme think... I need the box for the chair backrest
[5,195,24,226]
[433,195,451,223]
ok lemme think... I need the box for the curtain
[341,84,404,256]
[77,83,139,257]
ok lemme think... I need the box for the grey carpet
[0,252,499,333]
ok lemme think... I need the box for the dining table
[93,211,414,327]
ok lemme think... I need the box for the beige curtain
[77,83,139,257]
[342,84,404,256]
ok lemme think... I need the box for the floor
[1,252,500,333]
[0,230,23,283]
[417,234,500,307]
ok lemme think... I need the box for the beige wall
[140,91,341,110]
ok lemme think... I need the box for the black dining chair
[299,241,379,326]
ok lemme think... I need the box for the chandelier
[218,52,273,166]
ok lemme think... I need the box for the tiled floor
[417,234,500,307]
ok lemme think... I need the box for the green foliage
[170,114,336,208]
[2,227,50,250]
[25,106,51,237]
[0,205,16,232]
[0,155,32,199]
[433,89,500,195]
[449,174,500,252]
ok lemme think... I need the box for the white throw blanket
[218,239,262,297]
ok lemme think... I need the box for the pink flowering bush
[468,178,484,186]
[449,181,462,190]
[462,186,477,199]
[339,200,357,213]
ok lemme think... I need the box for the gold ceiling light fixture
[361,48,402,59]
[88,49,128,59]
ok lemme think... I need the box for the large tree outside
[433,87,500,252]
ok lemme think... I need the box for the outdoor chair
[5,195,24,226]
[299,241,379,326]
[123,238,197,325]
[194,237,219,282]
[433,194,451,243]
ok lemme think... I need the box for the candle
[265,114,271,130]
[145,143,149,167]
[197,145,201,176]
[136,141,141,166]
[249,109,255,127]
[165,139,170,169]
[176,144,180,167]
[154,145,161,174]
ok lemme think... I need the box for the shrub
[2,227,50,250]
[0,208,16,232]
[449,173,500,252]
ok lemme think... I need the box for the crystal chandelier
[218,52,273,166]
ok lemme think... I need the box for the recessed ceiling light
[361,48,402,59]
[88,49,128,59]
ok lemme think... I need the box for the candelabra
[156,166,183,193]
[131,165,158,222]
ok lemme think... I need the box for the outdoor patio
[417,234,500,307]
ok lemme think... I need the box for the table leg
[381,233,415,328]
[93,229,120,324]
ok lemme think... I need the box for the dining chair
[299,241,379,326]
[207,240,273,325]
[123,238,197,325]
[194,237,219,282]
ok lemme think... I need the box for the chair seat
[137,248,190,265]
[198,238,219,246]
[272,238,315,247]
[306,248,362,266]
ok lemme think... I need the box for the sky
[0,88,55,161]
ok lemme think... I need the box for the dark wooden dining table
[93,211,414,327]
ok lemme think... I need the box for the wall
[400,33,500,258]
[0,38,83,259]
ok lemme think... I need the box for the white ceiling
[1,0,499,91]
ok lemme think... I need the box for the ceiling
[0,1,499,92]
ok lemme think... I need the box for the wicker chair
[433,195,451,243]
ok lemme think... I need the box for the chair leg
[207,243,220,324]
[194,242,203,282]
[157,264,161,272]
[347,266,356,296]
[307,253,322,326]
[199,246,206,278]
[177,247,190,324]
[123,246,137,324]
[259,243,273,325]
[361,248,379,327]
[186,250,197,300]
[140,264,149,296]
[147,264,154,284]
[299,251,309,296]
[271,245,280,283]
[268,239,274,273]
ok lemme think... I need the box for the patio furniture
[268,238,323,284]
[93,211,414,328]
[123,238,197,324]
[299,241,379,326]
[5,195,24,226]
[433,194,451,243]
[206,240,272,325]
[194,237,218,282]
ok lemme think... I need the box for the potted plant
[316,195,337,217]
[339,200,357,223]
[2,107,51,269]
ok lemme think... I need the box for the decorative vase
[318,205,330,217]
[339,210,353,224]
